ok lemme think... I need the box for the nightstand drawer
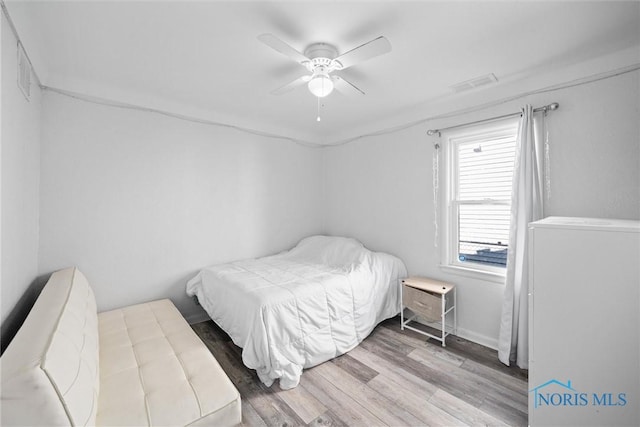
[402,284,441,322]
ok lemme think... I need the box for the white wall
[31,68,640,343]
[543,71,640,219]
[323,69,640,348]
[1,12,42,341]
[38,91,324,322]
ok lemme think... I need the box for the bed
[186,235,407,389]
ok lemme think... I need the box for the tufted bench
[1,267,241,426]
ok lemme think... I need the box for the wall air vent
[450,73,498,93]
[17,42,31,101]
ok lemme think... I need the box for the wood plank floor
[191,317,528,426]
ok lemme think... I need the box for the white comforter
[186,235,407,389]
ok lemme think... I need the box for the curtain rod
[427,102,559,137]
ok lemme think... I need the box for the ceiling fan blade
[258,33,310,65]
[332,75,365,96]
[271,75,311,95]
[334,36,391,70]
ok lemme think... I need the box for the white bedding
[186,235,407,389]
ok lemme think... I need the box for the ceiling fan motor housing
[304,42,338,60]
[303,43,343,72]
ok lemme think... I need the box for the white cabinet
[528,217,640,426]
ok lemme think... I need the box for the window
[441,119,519,280]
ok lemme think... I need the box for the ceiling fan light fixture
[308,74,334,98]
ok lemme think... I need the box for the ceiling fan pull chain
[316,96,322,122]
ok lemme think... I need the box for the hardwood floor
[191,317,528,426]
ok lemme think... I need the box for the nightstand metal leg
[441,295,446,347]
[454,287,457,336]
[399,278,404,330]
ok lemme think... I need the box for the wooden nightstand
[400,276,456,347]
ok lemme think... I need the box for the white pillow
[283,235,367,267]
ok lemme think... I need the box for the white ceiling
[5,0,640,144]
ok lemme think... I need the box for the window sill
[439,264,506,284]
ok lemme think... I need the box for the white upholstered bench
[1,267,241,426]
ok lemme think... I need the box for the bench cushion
[1,267,100,426]
[97,299,241,426]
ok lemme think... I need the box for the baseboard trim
[454,327,498,351]
[409,316,499,350]
[185,311,210,325]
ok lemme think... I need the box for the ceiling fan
[258,33,392,98]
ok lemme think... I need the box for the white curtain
[498,105,544,368]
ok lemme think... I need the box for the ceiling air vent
[450,73,498,93]
[17,42,31,101]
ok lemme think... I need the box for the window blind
[456,134,516,266]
